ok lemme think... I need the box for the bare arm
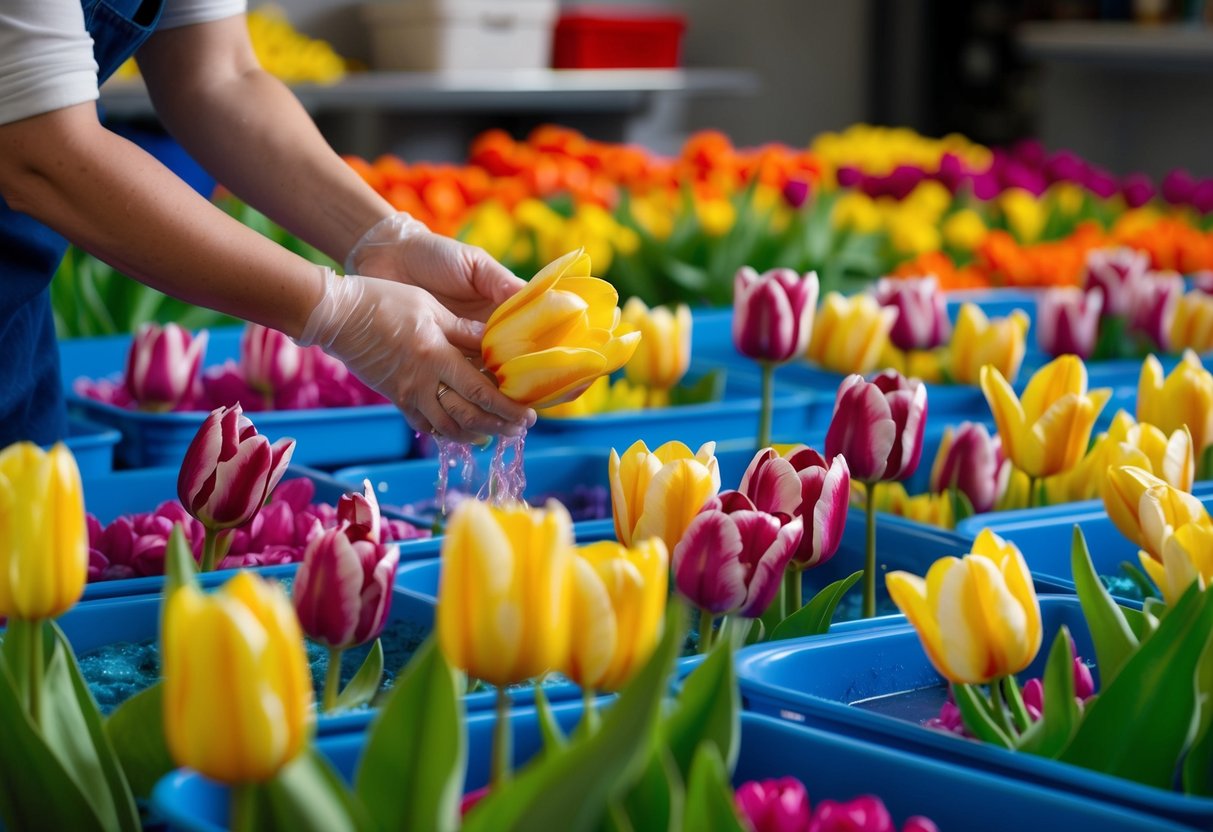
[135,15,394,265]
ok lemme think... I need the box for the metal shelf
[1017,21,1213,70]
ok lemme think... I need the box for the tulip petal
[486,248,583,326]
[739,515,803,617]
[1020,355,1086,423]
[498,347,608,408]
[980,366,1028,474]
[740,449,803,515]
[825,379,896,482]
[672,511,746,614]
[566,555,617,688]
[633,459,720,551]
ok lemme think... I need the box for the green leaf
[164,523,198,598]
[1059,584,1213,788]
[355,639,465,832]
[953,683,1014,749]
[669,369,726,407]
[680,743,747,832]
[1183,635,1213,795]
[757,580,786,642]
[461,603,685,832]
[948,487,976,527]
[0,647,106,830]
[335,639,383,711]
[664,632,739,780]
[105,682,173,799]
[769,571,863,641]
[1120,560,1160,601]
[1120,603,1159,641]
[1071,526,1138,685]
[1017,628,1079,758]
[260,750,364,832]
[617,744,684,832]
[533,683,567,753]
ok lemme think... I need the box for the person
[0,0,534,447]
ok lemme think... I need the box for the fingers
[444,352,535,429]
[442,314,486,354]
[468,247,526,305]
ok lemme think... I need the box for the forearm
[0,104,322,337]
[137,18,394,265]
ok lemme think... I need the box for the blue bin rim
[68,392,399,424]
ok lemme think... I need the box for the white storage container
[361,0,560,71]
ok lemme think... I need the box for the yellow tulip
[860,481,954,529]
[482,249,640,409]
[621,297,692,391]
[565,539,668,692]
[1000,188,1046,244]
[1139,352,1213,455]
[831,192,883,234]
[1143,522,1213,605]
[461,201,516,262]
[609,440,720,550]
[0,442,87,620]
[887,529,1041,685]
[879,343,947,384]
[942,209,988,251]
[887,213,942,256]
[697,198,737,237]
[1170,292,1213,354]
[949,304,1030,385]
[1101,465,1211,561]
[1052,411,1194,502]
[980,355,1111,479]
[162,572,312,783]
[539,375,648,418]
[437,500,573,687]
[806,291,897,375]
[1050,183,1086,218]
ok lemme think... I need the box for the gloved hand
[344,212,524,323]
[297,267,534,442]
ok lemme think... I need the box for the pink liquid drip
[480,428,528,506]
[434,437,476,519]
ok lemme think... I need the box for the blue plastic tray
[734,595,1213,828]
[955,488,1213,604]
[62,328,410,469]
[62,415,121,477]
[152,700,1185,832]
[79,466,433,602]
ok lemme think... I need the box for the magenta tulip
[825,371,928,484]
[1128,272,1184,351]
[1162,169,1196,206]
[735,778,811,832]
[1036,287,1103,359]
[740,447,850,570]
[733,267,819,364]
[124,322,207,412]
[1082,248,1148,318]
[872,276,950,351]
[929,422,1005,514]
[337,479,382,543]
[241,323,305,395]
[672,492,803,619]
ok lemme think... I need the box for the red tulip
[735,778,811,832]
[929,422,1006,514]
[177,404,295,531]
[825,371,928,484]
[740,447,850,568]
[124,323,207,412]
[872,276,950,351]
[1128,271,1184,351]
[337,479,381,543]
[1036,287,1103,359]
[1082,248,1148,317]
[733,267,819,364]
[241,323,306,394]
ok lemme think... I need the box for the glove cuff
[343,212,430,275]
[296,266,364,350]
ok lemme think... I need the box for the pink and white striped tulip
[292,521,399,650]
[177,404,295,530]
[124,323,208,412]
[734,778,811,832]
[929,422,1006,514]
[873,275,950,351]
[1082,247,1149,317]
[671,492,803,617]
[732,267,819,364]
[337,479,381,543]
[1128,271,1184,351]
[739,446,850,569]
[1036,287,1103,359]
[825,371,928,484]
[241,324,306,394]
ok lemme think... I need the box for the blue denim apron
[0,0,164,445]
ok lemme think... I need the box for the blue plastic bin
[62,415,121,477]
[734,595,1213,828]
[62,328,410,469]
[152,701,1186,832]
[80,466,432,601]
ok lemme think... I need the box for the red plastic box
[552,10,687,69]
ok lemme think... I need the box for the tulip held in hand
[482,248,640,409]
[610,439,721,551]
[177,404,295,572]
[124,322,208,412]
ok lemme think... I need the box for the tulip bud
[0,443,87,620]
[1082,248,1149,318]
[565,538,668,692]
[437,500,573,687]
[1036,287,1103,359]
[1127,272,1183,351]
[735,778,811,832]
[1138,351,1213,456]
[163,572,313,783]
[929,422,1005,514]
[872,276,950,352]
[1101,465,1210,561]
[1144,522,1213,605]
[621,297,692,390]
[124,322,208,412]
[825,371,928,484]
[732,267,819,365]
[948,304,1030,385]
[241,323,306,395]
[757,446,851,569]
[887,529,1042,685]
[609,440,720,550]
[177,404,295,531]
[1169,290,1213,355]
[807,292,897,376]
[337,479,381,543]
[671,492,803,618]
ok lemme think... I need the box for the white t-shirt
[0,0,246,126]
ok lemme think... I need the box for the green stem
[784,566,803,614]
[27,620,43,728]
[698,607,716,653]
[230,783,258,832]
[1001,675,1031,735]
[863,482,877,618]
[201,527,220,573]
[987,676,1014,737]
[1026,475,1038,510]
[491,687,512,790]
[582,687,599,734]
[322,647,343,713]
[758,362,774,450]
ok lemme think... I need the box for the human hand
[296,267,534,442]
[346,213,524,323]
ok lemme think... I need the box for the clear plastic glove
[297,267,534,442]
[345,212,524,322]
